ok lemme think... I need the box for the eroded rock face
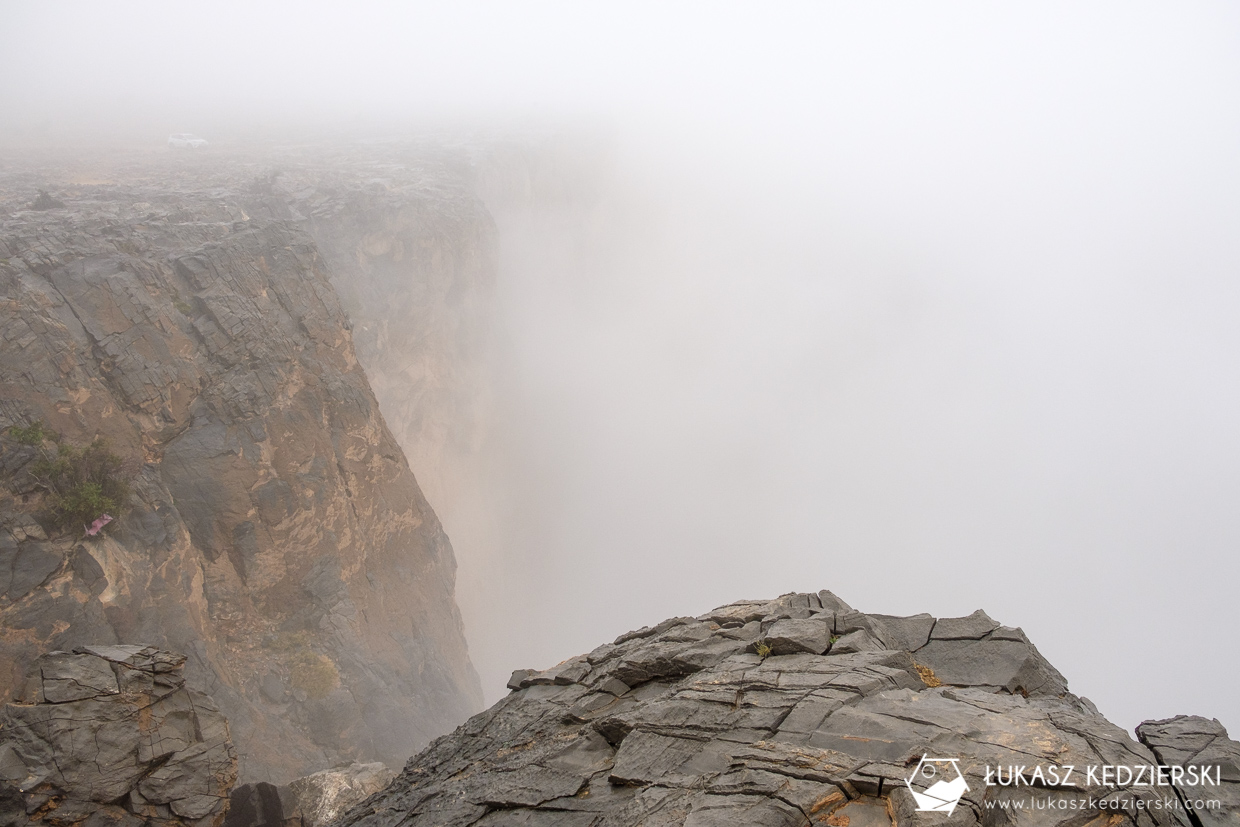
[0,645,235,826]
[300,162,497,517]
[0,151,484,782]
[334,592,1239,827]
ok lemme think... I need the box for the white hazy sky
[3,2,1239,735]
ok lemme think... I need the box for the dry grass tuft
[914,662,943,687]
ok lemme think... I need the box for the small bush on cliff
[29,438,131,533]
[288,650,340,699]
[169,288,194,317]
[264,630,312,652]
[7,421,53,446]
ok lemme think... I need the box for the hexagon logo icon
[905,755,969,815]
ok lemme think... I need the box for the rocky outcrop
[0,645,235,826]
[334,592,1239,827]
[224,761,395,827]
[1138,717,1240,826]
[0,152,484,783]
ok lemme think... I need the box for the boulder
[27,191,65,211]
[224,762,396,827]
[930,609,1000,640]
[0,645,235,826]
[759,618,832,656]
[1138,716,1240,827]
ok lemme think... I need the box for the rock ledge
[334,591,1240,827]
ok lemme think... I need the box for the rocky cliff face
[0,151,485,783]
[298,155,497,517]
[334,591,1239,827]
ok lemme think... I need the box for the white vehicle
[168,133,208,149]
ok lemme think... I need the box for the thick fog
[4,2,1239,733]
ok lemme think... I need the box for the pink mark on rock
[84,514,113,537]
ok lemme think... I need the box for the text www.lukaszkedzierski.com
[983,796,1220,812]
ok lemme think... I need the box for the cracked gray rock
[333,592,1239,827]
[0,645,235,826]
[1138,716,1240,827]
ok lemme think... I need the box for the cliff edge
[335,591,1239,827]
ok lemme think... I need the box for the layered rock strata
[0,645,235,826]
[334,592,1239,827]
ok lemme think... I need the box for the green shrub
[30,438,131,532]
[169,288,194,317]
[7,421,51,446]
[264,631,312,653]
[288,650,339,699]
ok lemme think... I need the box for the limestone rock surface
[334,592,1240,827]
[0,645,235,826]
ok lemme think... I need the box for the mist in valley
[4,1,1239,737]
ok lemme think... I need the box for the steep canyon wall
[0,147,490,784]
